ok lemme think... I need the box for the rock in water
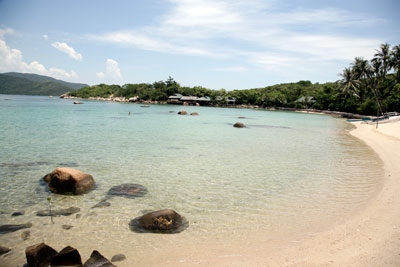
[190,112,199,116]
[137,209,183,233]
[43,168,95,194]
[233,122,245,128]
[25,243,57,267]
[51,246,82,266]
[36,207,80,217]
[178,110,187,115]
[0,246,10,256]
[21,230,30,240]
[0,223,32,234]
[62,225,73,230]
[11,211,25,216]
[107,184,147,198]
[111,254,126,262]
[83,250,116,267]
[91,200,111,209]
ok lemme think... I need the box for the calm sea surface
[0,95,382,266]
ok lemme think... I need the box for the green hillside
[0,72,88,96]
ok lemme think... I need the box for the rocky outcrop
[0,223,32,235]
[83,250,115,267]
[233,122,245,128]
[136,209,183,233]
[43,168,95,194]
[36,207,80,217]
[51,246,82,266]
[178,110,187,115]
[25,243,57,267]
[107,184,147,198]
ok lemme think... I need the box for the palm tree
[374,43,392,77]
[390,44,400,79]
[338,67,360,98]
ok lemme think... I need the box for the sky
[0,0,399,90]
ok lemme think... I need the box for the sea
[0,95,383,266]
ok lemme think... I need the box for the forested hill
[0,72,88,96]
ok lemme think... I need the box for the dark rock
[190,112,199,116]
[133,209,183,233]
[42,168,95,195]
[62,225,73,230]
[0,223,32,234]
[83,250,115,267]
[233,122,245,128]
[178,110,187,115]
[11,211,25,216]
[169,111,175,113]
[76,214,82,219]
[107,184,147,198]
[238,116,246,119]
[21,230,30,240]
[25,243,57,267]
[73,101,83,104]
[111,254,126,262]
[91,200,111,209]
[51,246,82,266]
[36,207,80,217]
[0,246,10,256]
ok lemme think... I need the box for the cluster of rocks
[25,243,124,267]
[177,110,199,116]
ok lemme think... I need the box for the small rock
[111,254,126,262]
[91,200,111,209]
[178,110,187,115]
[108,184,147,198]
[169,111,175,113]
[233,122,245,128]
[134,209,184,233]
[11,211,25,217]
[62,225,73,230]
[76,214,82,219]
[83,250,116,267]
[25,243,57,267]
[36,207,80,217]
[0,246,10,256]
[51,246,82,266]
[190,112,199,116]
[0,223,32,235]
[21,230,30,240]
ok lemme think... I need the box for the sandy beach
[144,120,400,267]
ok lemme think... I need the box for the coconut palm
[390,44,400,77]
[338,67,360,98]
[374,43,391,77]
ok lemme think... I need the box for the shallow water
[0,95,382,266]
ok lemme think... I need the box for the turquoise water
[0,95,382,266]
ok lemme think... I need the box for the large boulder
[107,184,147,198]
[83,250,115,267]
[43,168,95,194]
[137,209,183,233]
[51,246,82,266]
[25,243,57,267]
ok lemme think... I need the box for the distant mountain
[0,72,89,96]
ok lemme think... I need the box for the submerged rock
[0,246,10,256]
[51,246,82,266]
[83,250,115,267]
[21,230,30,240]
[91,200,111,209]
[25,243,57,267]
[62,225,73,230]
[107,184,147,198]
[36,207,80,217]
[233,122,245,128]
[178,110,187,115]
[130,209,185,233]
[0,223,32,235]
[111,254,126,262]
[43,167,95,195]
[11,211,25,217]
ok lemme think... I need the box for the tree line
[69,43,400,115]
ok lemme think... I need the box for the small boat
[367,112,400,124]
[73,101,83,105]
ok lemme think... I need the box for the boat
[367,112,400,124]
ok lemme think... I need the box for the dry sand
[145,121,400,266]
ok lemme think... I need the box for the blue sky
[0,0,399,90]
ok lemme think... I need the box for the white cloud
[43,34,48,40]
[212,66,248,72]
[0,27,14,38]
[96,59,122,81]
[0,36,78,80]
[51,41,83,61]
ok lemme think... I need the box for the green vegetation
[0,72,88,96]
[70,43,400,115]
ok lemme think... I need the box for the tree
[338,67,360,98]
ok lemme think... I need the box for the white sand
[142,121,400,266]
